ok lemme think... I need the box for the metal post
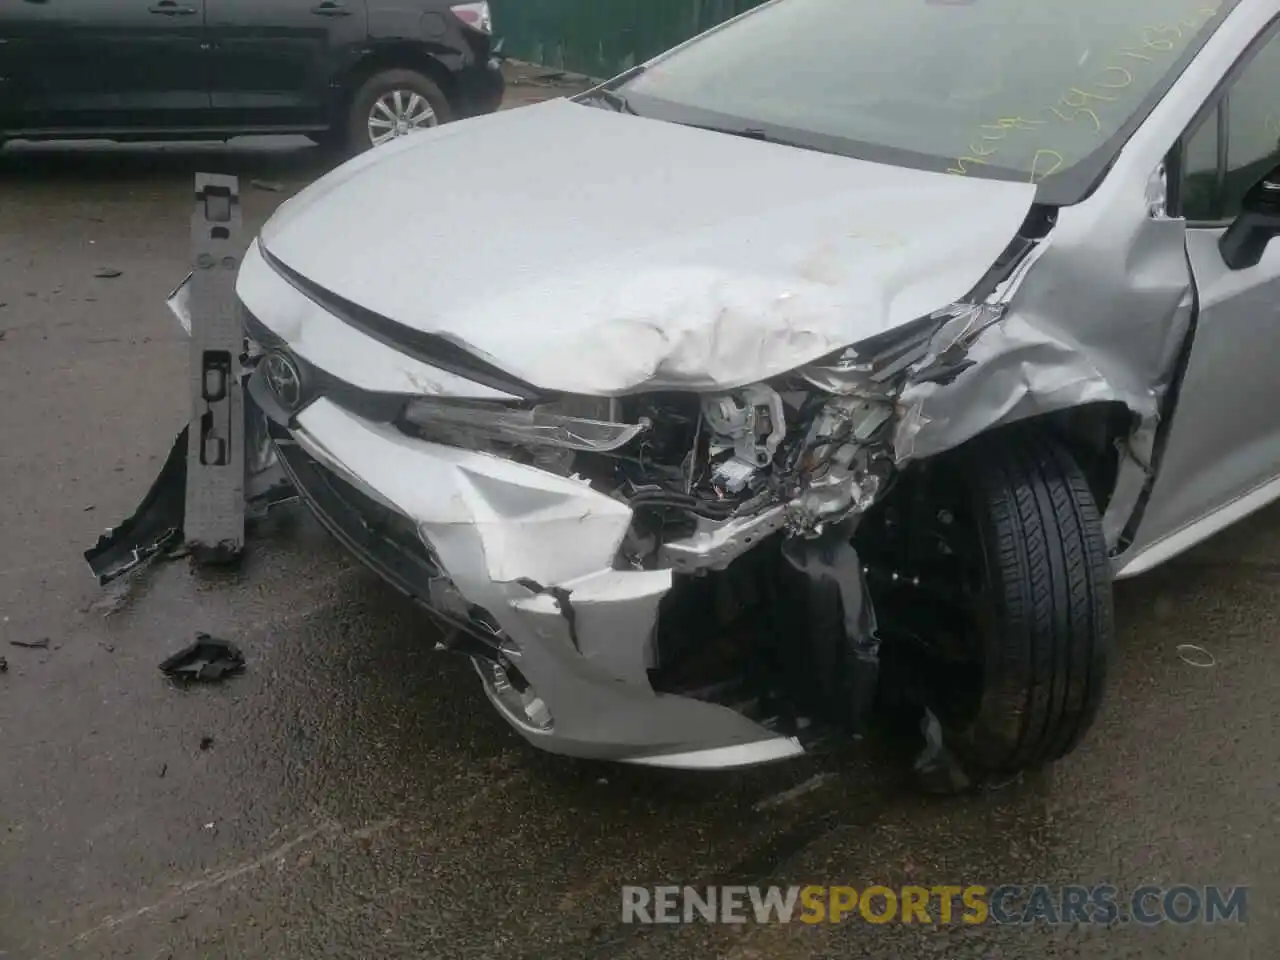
[183,173,246,563]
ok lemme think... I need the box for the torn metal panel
[254,98,1036,395]
[277,394,799,763]
[288,400,636,588]
[659,506,789,573]
[892,188,1196,555]
[510,569,671,686]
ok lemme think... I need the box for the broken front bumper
[270,396,802,768]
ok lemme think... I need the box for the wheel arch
[333,43,460,117]
[932,402,1135,515]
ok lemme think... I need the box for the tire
[343,68,453,155]
[944,427,1114,777]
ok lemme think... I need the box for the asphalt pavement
[2,114,1279,959]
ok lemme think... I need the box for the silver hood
[261,98,1036,394]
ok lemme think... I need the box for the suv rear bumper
[454,57,506,116]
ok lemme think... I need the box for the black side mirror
[1219,162,1280,270]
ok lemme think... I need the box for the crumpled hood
[261,99,1036,394]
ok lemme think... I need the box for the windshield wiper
[577,88,638,115]
[688,124,769,140]
[679,123,824,154]
[575,63,649,116]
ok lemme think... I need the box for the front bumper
[454,57,506,117]
[267,395,802,768]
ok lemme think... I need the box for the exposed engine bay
[401,374,898,569]
[393,328,945,740]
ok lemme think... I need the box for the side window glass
[1181,112,1220,221]
[1181,29,1280,222]
[1222,32,1280,219]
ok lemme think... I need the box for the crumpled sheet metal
[290,399,636,588]
[892,194,1195,494]
[290,397,790,760]
[894,311,1159,464]
[236,240,520,401]
[252,97,1036,397]
[510,568,671,687]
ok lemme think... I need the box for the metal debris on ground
[158,633,245,682]
[0,657,7,673]
[94,268,123,279]
[753,772,835,812]
[1176,643,1216,668]
[9,638,49,649]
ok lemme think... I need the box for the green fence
[492,0,767,78]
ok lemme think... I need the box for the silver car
[99,0,1280,781]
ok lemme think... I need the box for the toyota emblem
[262,350,304,411]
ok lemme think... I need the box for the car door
[1122,18,1280,572]
[13,0,209,131]
[205,0,368,126]
[0,0,57,128]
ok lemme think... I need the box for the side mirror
[1219,162,1280,270]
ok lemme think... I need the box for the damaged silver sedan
[93,0,1280,781]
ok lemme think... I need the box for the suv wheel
[345,68,453,153]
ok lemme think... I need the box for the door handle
[311,2,353,15]
[149,1,198,14]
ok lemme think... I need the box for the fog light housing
[477,649,554,732]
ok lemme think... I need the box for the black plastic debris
[776,521,881,736]
[94,268,123,279]
[0,657,7,673]
[199,735,215,751]
[159,633,245,683]
[85,426,188,586]
[913,708,973,794]
[10,638,49,649]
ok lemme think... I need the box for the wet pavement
[3,108,1280,959]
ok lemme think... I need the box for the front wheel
[872,426,1114,785]
[344,69,452,154]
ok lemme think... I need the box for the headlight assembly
[401,398,648,453]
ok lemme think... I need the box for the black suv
[0,0,504,152]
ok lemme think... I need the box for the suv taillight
[450,2,492,34]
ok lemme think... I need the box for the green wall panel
[492,0,766,77]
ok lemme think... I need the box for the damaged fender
[888,177,1196,551]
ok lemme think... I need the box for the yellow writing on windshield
[949,0,1223,183]
[1029,149,1066,184]
[1095,66,1135,90]
[947,117,1045,175]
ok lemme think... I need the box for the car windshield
[613,0,1234,200]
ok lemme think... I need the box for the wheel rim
[367,89,438,146]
